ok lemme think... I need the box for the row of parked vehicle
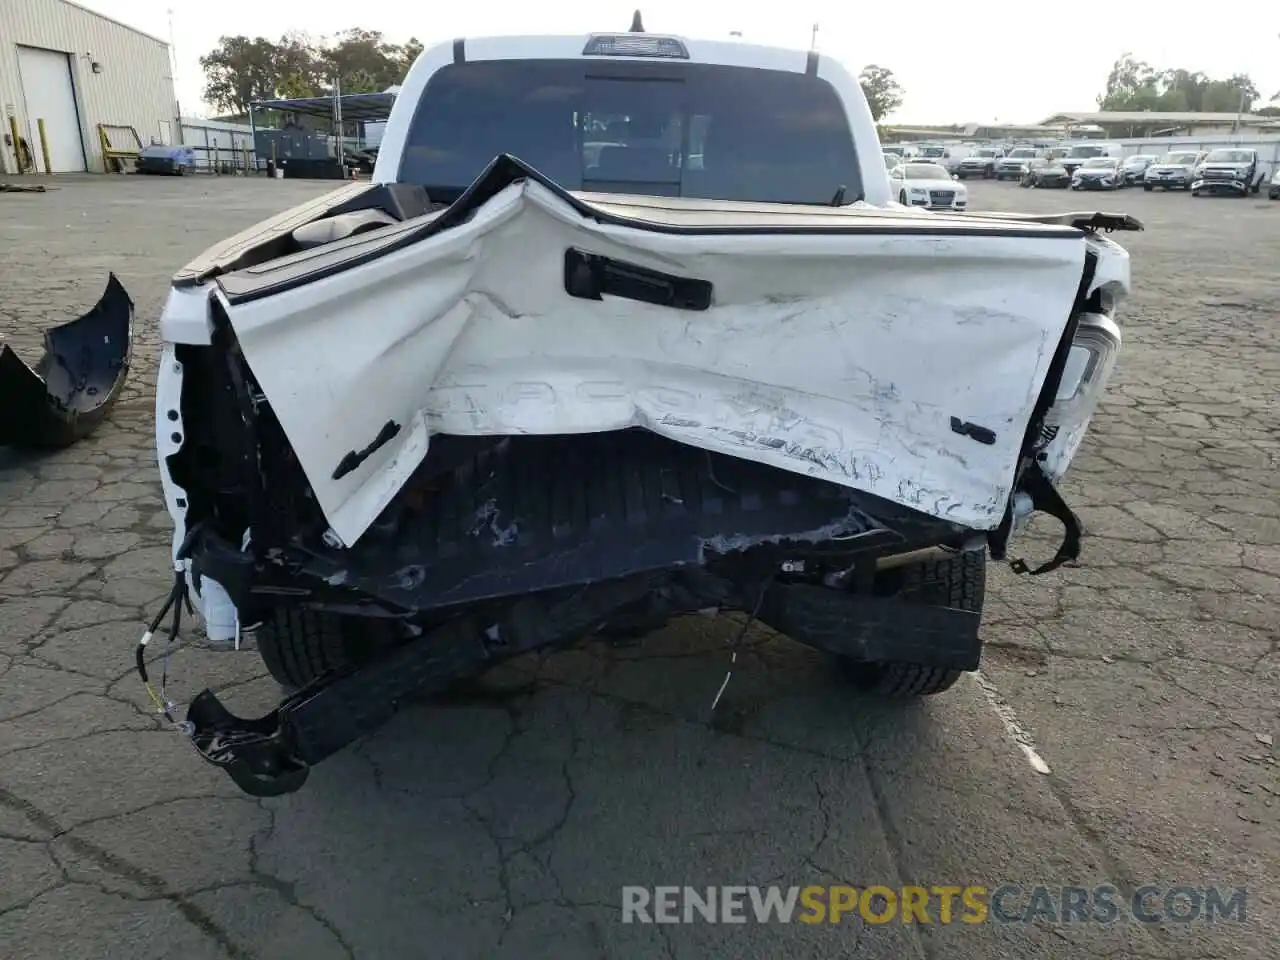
[901,142,1280,198]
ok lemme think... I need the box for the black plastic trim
[805,50,819,76]
[324,181,438,222]
[332,420,402,480]
[563,248,712,310]
[452,38,465,64]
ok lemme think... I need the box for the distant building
[1039,111,1274,138]
[0,0,177,173]
[882,121,1087,143]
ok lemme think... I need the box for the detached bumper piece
[0,273,134,448]
[186,575,660,796]
[187,616,494,797]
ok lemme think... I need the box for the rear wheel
[899,190,908,205]
[256,608,401,689]
[1143,183,1152,191]
[838,551,985,697]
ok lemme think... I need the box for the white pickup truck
[151,18,1138,796]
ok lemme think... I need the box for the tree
[274,32,325,98]
[322,29,402,91]
[859,65,904,122]
[1096,55,1260,113]
[199,36,283,114]
[199,29,424,114]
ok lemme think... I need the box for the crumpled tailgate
[202,155,1101,547]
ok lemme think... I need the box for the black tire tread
[257,608,371,688]
[843,551,985,697]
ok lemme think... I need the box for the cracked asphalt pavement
[0,175,1276,959]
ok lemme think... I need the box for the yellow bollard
[8,115,24,172]
[36,118,52,174]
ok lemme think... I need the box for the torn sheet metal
[201,157,1117,547]
[0,273,134,448]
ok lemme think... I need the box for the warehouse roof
[1040,111,1269,125]
[58,0,170,47]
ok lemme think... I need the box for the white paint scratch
[974,669,1052,775]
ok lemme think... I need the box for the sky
[76,0,1280,124]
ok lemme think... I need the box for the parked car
[889,161,968,210]
[1120,154,1157,186]
[955,147,1004,179]
[1191,148,1267,197]
[1059,141,1125,178]
[135,144,197,176]
[1071,156,1124,190]
[1020,157,1071,189]
[151,23,1139,797]
[1142,150,1205,191]
[1269,168,1280,200]
[914,143,969,174]
[994,147,1044,181]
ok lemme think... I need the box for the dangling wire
[135,564,193,725]
[709,581,771,715]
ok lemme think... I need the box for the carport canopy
[249,92,397,124]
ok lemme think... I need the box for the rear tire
[1143,183,1152,191]
[256,608,400,689]
[838,551,985,698]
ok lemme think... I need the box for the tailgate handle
[564,248,712,311]
[950,417,996,445]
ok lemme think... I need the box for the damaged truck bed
[149,31,1137,796]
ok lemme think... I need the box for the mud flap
[989,461,1082,576]
[0,273,134,448]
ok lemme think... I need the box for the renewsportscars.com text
[621,885,1248,925]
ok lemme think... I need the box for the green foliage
[1097,55,1260,113]
[199,29,425,114]
[860,65,904,122]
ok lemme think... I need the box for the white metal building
[0,0,176,174]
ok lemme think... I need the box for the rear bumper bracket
[758,580,983,670]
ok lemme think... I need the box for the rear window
[397,59,860,205]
